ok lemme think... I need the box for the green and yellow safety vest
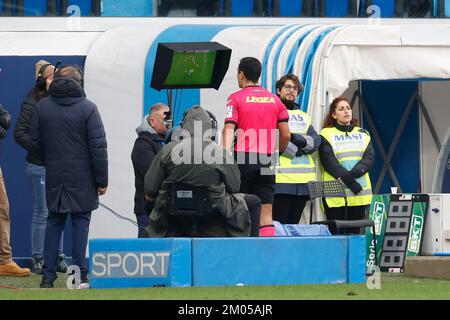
[320,126,373,207]
[276,110,316,184]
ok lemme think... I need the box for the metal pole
[375,91,418,193]
[355,91,403,193]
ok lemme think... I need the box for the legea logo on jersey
[245,96,275,104]
[333,133,365,149]
[91,251,170,278]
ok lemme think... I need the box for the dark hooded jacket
[144,106,251,237]
[131,115,165,215]
[14,89,45,165]
[29,77,108,213]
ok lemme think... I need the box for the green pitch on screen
[164,51,217,86]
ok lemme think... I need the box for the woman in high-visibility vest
[319,96,374,234]
[273,74,321,224]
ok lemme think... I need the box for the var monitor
[151,42,232,90]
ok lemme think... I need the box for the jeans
[136,213,149,238]
[43,211,91,282]
[26,163,63,258]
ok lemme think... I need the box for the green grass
[1,273,450,300]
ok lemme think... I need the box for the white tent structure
[2,18,450,243]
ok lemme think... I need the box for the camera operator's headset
[181,106,218,141]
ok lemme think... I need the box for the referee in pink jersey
[221,57,291,237]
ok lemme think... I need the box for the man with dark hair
[0,104,31,277]
[132,103,169,238]
[30,65,108,288]
[273,74,320,224]
[221,57,291,237]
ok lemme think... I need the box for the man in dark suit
[30,66,108,288]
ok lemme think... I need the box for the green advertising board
[366,194,390,270]
[366,194,429,272]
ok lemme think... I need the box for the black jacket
[14,90,44,165]
[29,77,108,213]
[0,104,12,141]
[131,121,165,215]
[319,123,374,185]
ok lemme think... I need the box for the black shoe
[31,256,44,274]
[40,277,54,289]
[57,254,69,273]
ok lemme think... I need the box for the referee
[221,57,290,237]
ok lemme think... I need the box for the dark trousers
[136,213,149,238]
[243,194,261,237]
[273,194,309,224]
[43,211,91,282]
[322,200,368,235]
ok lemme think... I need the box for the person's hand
[0,114,11,130]
[340,170,357,184]
[291,133,307,148]
[295,149,304,157]
[347,180,362,195]
[97,187,107,195]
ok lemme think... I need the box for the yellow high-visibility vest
[276,110,316,184]
[320,126,373,207]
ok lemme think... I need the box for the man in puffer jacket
[29,66,108,288]
[131,103,169,238]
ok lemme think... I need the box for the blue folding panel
[68,0,92,16]
[101,0,153,16]
[192,237,351,286]
[23,0,47,16]
[446,0,450,16]
[325,0,349,17]
[279,0,302,16]
[347,236,367,283]
[371,0,395,17]
[89,238,192,289]
[231,0,253,16]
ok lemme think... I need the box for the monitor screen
[163,50,217,86]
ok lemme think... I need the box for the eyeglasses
[283,85,299,92]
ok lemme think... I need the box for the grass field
[1,273,450,300]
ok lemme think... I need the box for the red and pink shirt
[224,85,289,155]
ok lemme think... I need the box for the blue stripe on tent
[299,26,340,112]
[446,0,450,17]
[271,25,305,92]
[261,25,296,89]
[144,25,231,125]
[284,26,318,75]
[231,0,253,16]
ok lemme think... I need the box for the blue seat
[230,0,253,16]
[101,0,152,16]
[369,0,395,17]
[68,0,92,16]
[277,0,303,16]
[321,0,350,17]
[22,0,47,16]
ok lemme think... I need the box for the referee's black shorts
[235,152,275,204]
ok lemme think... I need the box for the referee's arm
[277,121,291,153]
[221,122,236,152]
